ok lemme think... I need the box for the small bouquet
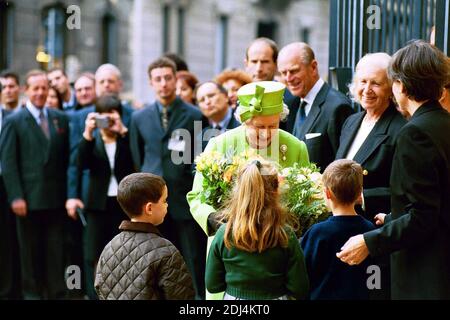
[195,148,260,210]
[280,163,330,236]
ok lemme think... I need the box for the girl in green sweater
[205,159,309,300]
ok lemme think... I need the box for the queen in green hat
[186,80,310,299]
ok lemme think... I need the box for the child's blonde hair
[220,159,290,253]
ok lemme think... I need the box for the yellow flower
[223,167,235,182]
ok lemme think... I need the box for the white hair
[348,52,391,104]
[95,63,122,80]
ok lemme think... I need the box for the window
[177,7,185,55]
[301,27,311,44]
[162,5,170,53]
[102,14,118,64]
[0,1,14,70]
[215,15,228,74]
[257,21,278,41]
[42,5,66,68]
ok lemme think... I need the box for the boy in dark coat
[301,159,375,299]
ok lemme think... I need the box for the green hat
[237,81,286,122]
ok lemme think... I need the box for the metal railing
[328,0,449,97]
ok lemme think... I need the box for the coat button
[363,169,368,176]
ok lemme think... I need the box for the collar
[210,107,232,130]
[410,100,442,120]
[26,100,48,122]
[156,98,177,114]
[63,89,76,110]
[119,220,162,236]
[303,78,325,108]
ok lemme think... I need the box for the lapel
[298,82,330,138]
[147,102,165,138]
[93,130,109,162]
[335,111,365,159]
[1,109,8,129]
[352,104,396,165]
[120,101,132,127]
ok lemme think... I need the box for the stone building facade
[1,0,330,104]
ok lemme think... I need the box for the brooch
[280,144,288,161]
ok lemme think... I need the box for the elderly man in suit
[278,42,354,171]
[195,81,240,152]
[130,57,206,300]
[0,70,70,299]
[337,40,450,299]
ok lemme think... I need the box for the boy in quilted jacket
[94,173,195,300]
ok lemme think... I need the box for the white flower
[310,172,322,183]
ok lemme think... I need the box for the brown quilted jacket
[94,220,195,300]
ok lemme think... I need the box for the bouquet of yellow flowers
[195,148,260,209]
[195,149,329,236]
[280,163,330,236]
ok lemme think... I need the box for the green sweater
[206,224,310,300]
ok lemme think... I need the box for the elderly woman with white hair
[336,53,406,221]
[187,81,310,299]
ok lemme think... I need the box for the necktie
[293,99,307,137]
[39,110,50,139]
[161,106,169,131]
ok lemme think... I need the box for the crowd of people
[0,36,449,300]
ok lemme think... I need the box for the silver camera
[95,115,111,129]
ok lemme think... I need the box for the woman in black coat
[78,94,135,299]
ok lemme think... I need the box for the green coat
[186,126,310,299]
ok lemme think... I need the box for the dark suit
[130,97,207,299]
[364,101,450,299]
[0,106,70,299]
[0,108,21,299]
[78,131,135,299]
[292,82,354,171]
[336,103,406,220]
